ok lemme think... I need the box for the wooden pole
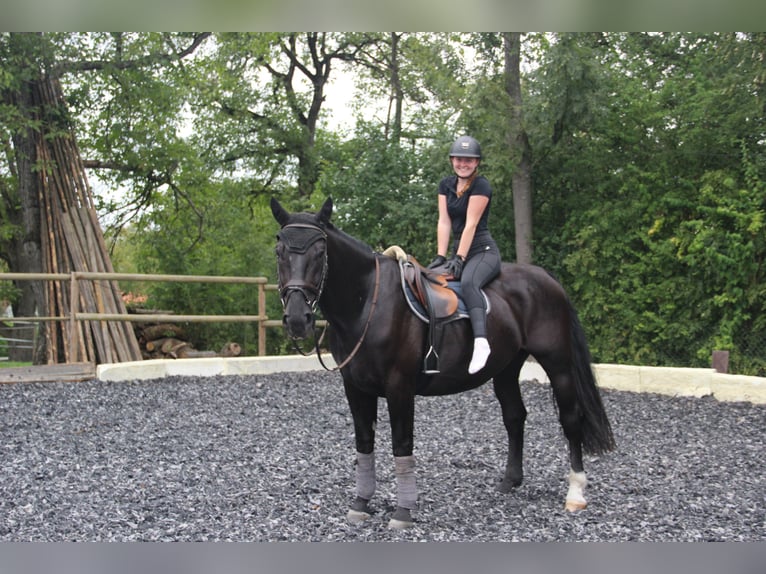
[258,283,267,356]
[68,272,79,363]
[712,350,729,374]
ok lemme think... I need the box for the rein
[316,255,380,372]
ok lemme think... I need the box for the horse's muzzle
[280,287,318,340]
[282,310,315,340]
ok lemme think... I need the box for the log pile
[132,317,241,360]
[33,75,142,364]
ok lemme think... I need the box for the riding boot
[467,307,490,374]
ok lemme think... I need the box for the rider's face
[451,156,479,178]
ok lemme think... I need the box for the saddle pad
[399,261,490,323]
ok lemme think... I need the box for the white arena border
[97,356,766,405]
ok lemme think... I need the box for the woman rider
[428,136,501,374]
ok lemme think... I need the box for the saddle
[400,256,459,320]
[382,246,464,375]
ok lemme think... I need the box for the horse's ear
[317,197,333,225]
[270,197,290,227]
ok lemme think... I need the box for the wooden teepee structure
[33,75,142,364]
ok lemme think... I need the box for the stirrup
[423,346,439,374]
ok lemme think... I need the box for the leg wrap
[394,455,417,510]
[355,451,376,501]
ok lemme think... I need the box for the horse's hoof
[388,518,414,529]
[565,499,588,512]
[347,496,373,523]
[388,507,414,529]
[497,477,522,493]
[347,508,372,524]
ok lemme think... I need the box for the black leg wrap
[347,496,374,524]
[389,506,414,529]
[350,496,372,513]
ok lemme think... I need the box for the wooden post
[712,350,729,373]
[68,272,79,363]
[258,283,266,356]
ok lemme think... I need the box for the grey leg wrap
[355,451,376,501]
[394,455,417,510]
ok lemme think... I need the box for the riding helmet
[449,135,482,159]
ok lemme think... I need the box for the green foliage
[0,260,20,305]
[317,123,445,260]
[127,183,289,356]
[528,32,766,374]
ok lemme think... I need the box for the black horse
[271,197,615,529]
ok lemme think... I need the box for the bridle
[277,223,328,313]
[276,222,381,371]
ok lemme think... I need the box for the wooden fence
[0,271,292,362]
[0,320,36,362]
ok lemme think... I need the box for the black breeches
[461,246,501,338]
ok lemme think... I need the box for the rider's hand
[427,255,447,269]
[445,255,464,279]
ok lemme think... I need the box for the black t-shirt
[437,175,494,252]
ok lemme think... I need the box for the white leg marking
[565,470,588,512]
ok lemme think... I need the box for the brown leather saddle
[383,246,487,375]
[400,255,459,320]
[399,255,461,374]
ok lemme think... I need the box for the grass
[0,360,32,368]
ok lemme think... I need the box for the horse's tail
[568,300,616,455]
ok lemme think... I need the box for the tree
[1,32,211,361]
[65,33,213,237]
[1,33,49,346]
[457,32,537,263]
[350,33,465,143]
[195,33,383,202]
[503,32,534,263]
[527,33,766,373]
[317,33,468,258]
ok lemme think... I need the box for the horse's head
[270,197,333,339]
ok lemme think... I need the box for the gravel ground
[0,370,763,541]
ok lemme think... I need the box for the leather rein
[278,222,381,372]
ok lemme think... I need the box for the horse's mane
[323,219,376,256]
